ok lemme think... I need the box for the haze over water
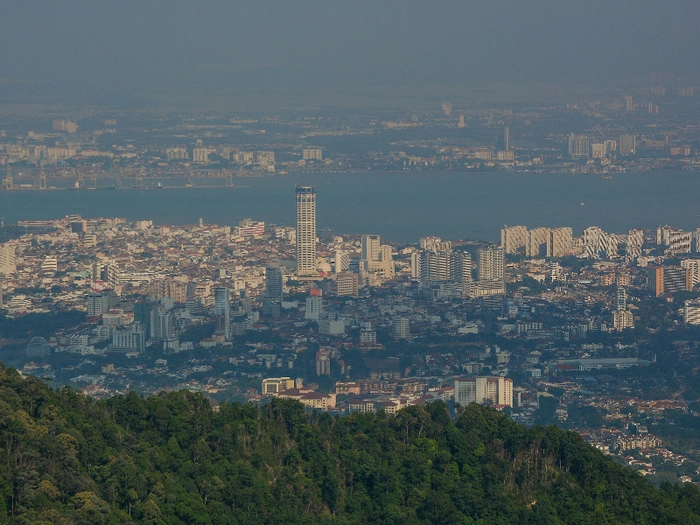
[0,171,697,243]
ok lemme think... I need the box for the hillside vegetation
[0,364,699,524]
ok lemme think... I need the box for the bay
[0,171,698,243]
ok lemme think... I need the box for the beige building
[262,377,295,395]
[303,148,323,161]
[360,235,394,282]
[0,244,16,275]
[334,272,359,297]
[613,309,634,330]
[277,388,336,410]
[501,225,527,254]
[549,227,573,257]
[527,228,550,257]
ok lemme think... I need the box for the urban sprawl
[2,88,700,484]
[2,186,700,481]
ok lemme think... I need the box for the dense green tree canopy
[0,363,698,524]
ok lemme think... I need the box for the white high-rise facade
[360,234,394,282]
[454,376,513,408]
[475,246,505,296]
[361,235,381,262]
[296,185,316,275]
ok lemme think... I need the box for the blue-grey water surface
[0,171,697,243]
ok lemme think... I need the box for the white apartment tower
[361,235,381,262]
[454,376,513,408]
[478,246,504,281]
[296,185,317,275]
[476,246,505,296]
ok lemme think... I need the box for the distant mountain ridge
[0,363,699,524]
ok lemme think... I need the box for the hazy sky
[1,1,698,108]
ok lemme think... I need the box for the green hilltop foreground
[1,365,700,524]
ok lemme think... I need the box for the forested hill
[2,366,700,524]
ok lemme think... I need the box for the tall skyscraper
[214,287,231,338]
[296,185,316,275]
[265,261,284,303]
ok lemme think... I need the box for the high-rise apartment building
[527,228,550,257]
[454,376,513,408]
[568,134,590,158]
[334,250,350,273]
[316,348,331,376]
[452,251,473,297]
[393,318,410,340]
[613,309,634,330]
[296,185,317,275]
[150,305,173,341]
[549,228,573,257]
[214,287,231,338]
[616,287,628,311]
[478,246,504,280]
[305,295,323,320]
[501,225,527,254]
[334,272,359,297]
[361,235,381,262]
[360,234,394,282]
[0,244,16,275]
[265,261,284,302]
[648,266,693,296]
[681,260,700,287]
[303,148,323,161]
[620,134,636,156]
[627,229,644,260]
[476,246,505,296]
[684,299,700,325]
